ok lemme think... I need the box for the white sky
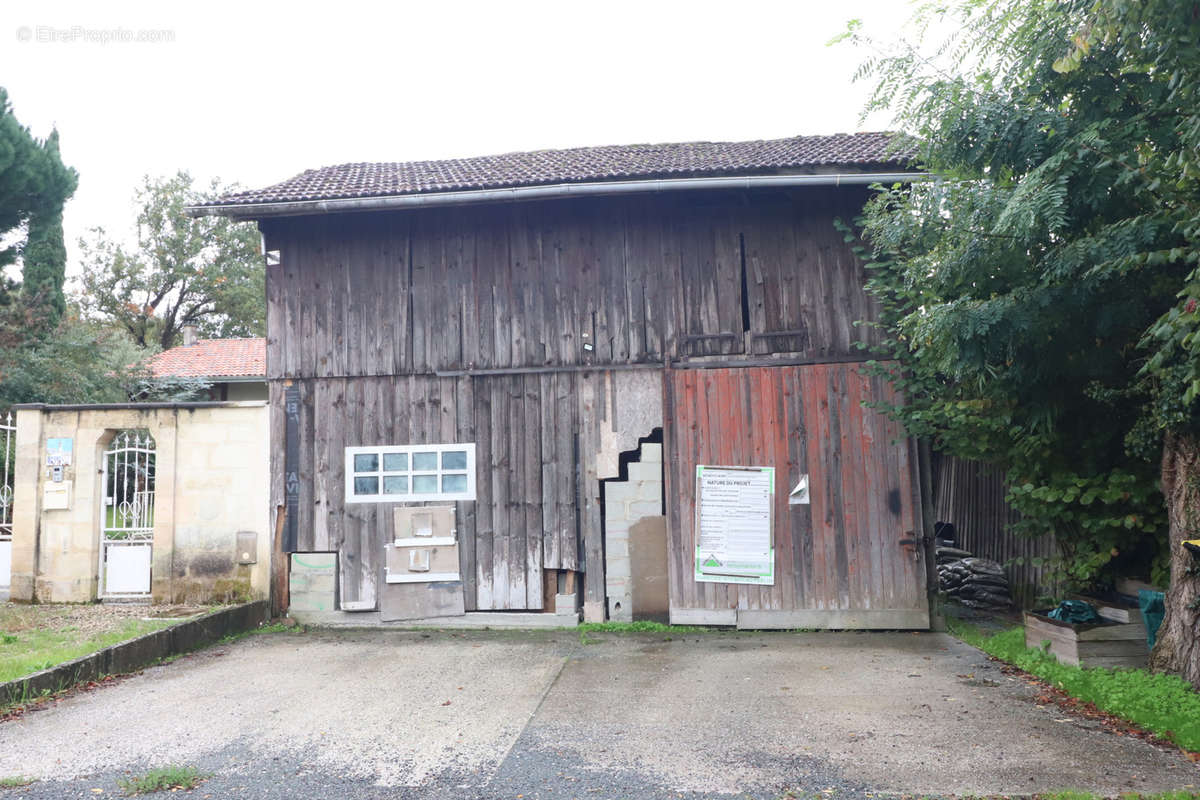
[1,0,915,276]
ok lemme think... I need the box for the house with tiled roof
[145,328,267,401]
[190,132,932,629]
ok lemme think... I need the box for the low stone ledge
[290,608,581,629]
[0,600,269,707]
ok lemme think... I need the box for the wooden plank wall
[269,371,614,611]
[261,188,888,615]
[933,455,1060,607]
[664,364,927,616]
[262,189,882,380]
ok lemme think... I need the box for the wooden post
[271,504,289,618]
[918,438,943,631]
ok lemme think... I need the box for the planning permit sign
[694,465,775,586]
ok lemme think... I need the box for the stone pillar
[9,408,44,602]
[150,409,179,604]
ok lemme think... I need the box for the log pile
[937,547,1013,610]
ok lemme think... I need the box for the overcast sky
[2,0,914,276]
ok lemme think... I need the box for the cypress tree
[20,129,75,330]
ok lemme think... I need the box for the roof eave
[187,170,930,220]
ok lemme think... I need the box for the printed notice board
[694,465,775,585]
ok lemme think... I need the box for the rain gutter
[187,171,930,219]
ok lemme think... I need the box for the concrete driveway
[0,628,1195,798]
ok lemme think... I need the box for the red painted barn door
[663,364,929,629]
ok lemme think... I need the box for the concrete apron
[0,630,1193,798]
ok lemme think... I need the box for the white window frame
[344,443,476,503]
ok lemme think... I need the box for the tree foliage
[77,172,264,351]
[0,311,145,406]
[840,0,1200,591]
[0,89,77,330]
[0,304,213,407]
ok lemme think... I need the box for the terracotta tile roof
[204,132,914,207]
[146,338,265,379]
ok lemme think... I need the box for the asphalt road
[0,628,1195,798]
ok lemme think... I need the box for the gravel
[0,602,211,637]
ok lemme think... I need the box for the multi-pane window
[345,444,475,503]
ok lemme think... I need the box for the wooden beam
[271,504,289,618]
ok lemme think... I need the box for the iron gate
[99,430,156,597]
[0,411,14,590]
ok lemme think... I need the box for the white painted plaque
[694,465,774,585]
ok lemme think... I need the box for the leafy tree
[0,306,212,407]
[0,89,77,330]
[0,310,143,405]
[839,0,1200,684]
[77,171,264,351]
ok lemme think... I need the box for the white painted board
[0,541,10,590]
[105,544,151,594]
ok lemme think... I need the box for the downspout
[187,172,930,219]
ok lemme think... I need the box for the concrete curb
[289,609,581,629]
[0,600,269,707]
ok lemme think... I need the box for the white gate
[0,411,14,592]
[99,431,155,598]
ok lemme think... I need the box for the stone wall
[9,403,270,605]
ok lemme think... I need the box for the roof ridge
[304,132,901,173]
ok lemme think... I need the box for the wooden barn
[192,133,933,628]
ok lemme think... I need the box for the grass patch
[116,765,208,795]
[948,617,1200,751]
[0,617,175,683]
[0,775,36,788]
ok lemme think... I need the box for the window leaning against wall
[345,443,476,503]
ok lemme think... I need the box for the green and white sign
[694,465,775,586]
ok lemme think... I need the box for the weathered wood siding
[262,190,881,379]
[664,364,928,625]
[269,370,626,612]
[263,188,889,615]
[933,455,1060,607]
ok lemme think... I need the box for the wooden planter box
[1024,601,1148,669]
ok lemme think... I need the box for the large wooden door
[664,364,929,629]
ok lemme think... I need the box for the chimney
[182,324,199,347]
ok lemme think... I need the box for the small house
[146,329,267,401]
[192,133,932,627]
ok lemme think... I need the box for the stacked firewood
[937,547,1013,610]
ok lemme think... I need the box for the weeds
[215,620,305,647]
[576,620,708,634]
[948,617,1200,751]
[1035,793,1200,800]
[0,775,35,788]
[116,765,208,795]
[575,619,713,645]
